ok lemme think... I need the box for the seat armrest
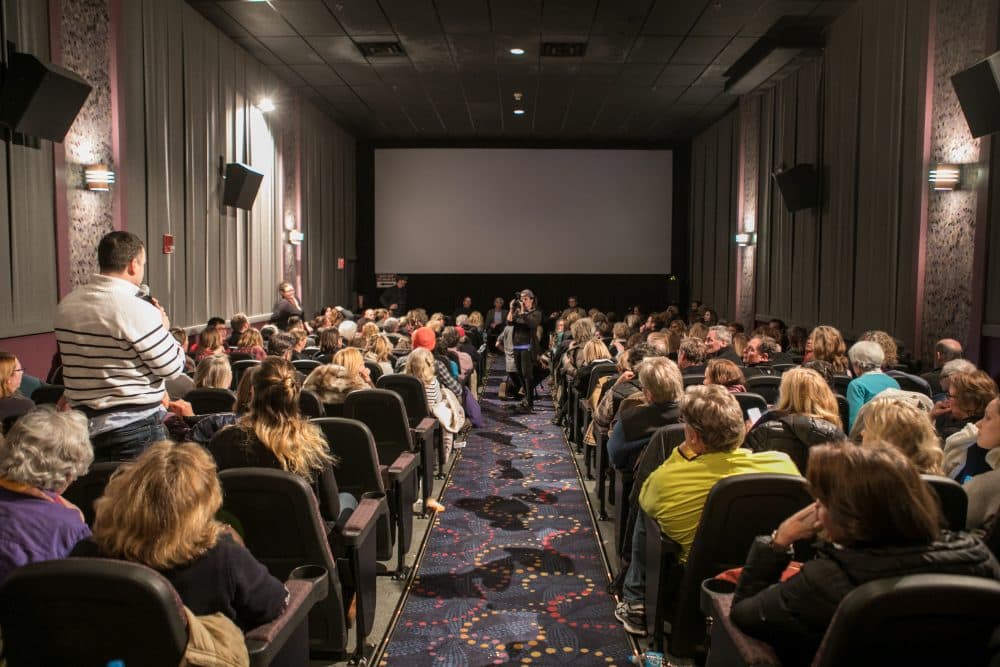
[412,417,438,440]
[341,496,386,547]
[245,569,329,666]
[698,581,782,667]
[388,451,419,479]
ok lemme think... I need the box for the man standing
[271,282,305,331]
[380,275,408,315]
[485,297,507,349]
[453,295,473,321]
[54,231,186,462]
[508,289,542,413]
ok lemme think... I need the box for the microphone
[137,283,156,305]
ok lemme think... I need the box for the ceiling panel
[269,1,344,36]
[258,36,324,65]
[218,2,295,36]
[188,0,852,140]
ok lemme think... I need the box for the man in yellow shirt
[615,384,801,636]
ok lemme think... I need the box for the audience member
[193,355,233,393]
[613,384,799,636]
[730,441,1000,666]
[859,330,899,369]
[0,407,92,583]
[379,275,408,315]
[942,372,1000,484]
[593,344,654,432]
[0,352,34,426]
[267,332,296,360]
[704,325,741,364]
[743,368,845,472]
[606,357,683,470]
[270,281,305,331]
[227,313,249,348]
[962,397,1000,531]
[405,348,464,474]
[935,370,997,440]
[395,327,463,398]
[74,441,288,631]
[856,396,943,474]
[742,335,781,377]
[805,325,850,375]
[194,327,226,361]
[54,231,186,462]
[677,337,707,375]
[703,358,746,393]
[845,341,900,429]
[922,338,964,396]
[232,327,267,361]
[364,334,396,376]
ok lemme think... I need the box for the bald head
[934,339,963,367]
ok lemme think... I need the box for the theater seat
[0,557,326,667]
[376,374,443,478]
[921,474,968,531]
[62,461,122,526]
[186,387,237,414]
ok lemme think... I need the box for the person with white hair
[0,407,94,583]
[705,325,742,364]
[845,340,899,430]
[338,319,358,344]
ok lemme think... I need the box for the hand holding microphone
[139,284,171,330]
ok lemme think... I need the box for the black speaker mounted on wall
[223,162,264,210]
[773,164,819,212]
[951,51,1000,139]
[0,51,92,143]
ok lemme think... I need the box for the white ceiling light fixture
[256,97,276,113]
[509,47,525,55]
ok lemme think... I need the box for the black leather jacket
[731,532,1000,666]
[743,411,844,473]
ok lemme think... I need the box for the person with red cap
[394,326,463,397]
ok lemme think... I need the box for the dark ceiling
[186,0,852,142]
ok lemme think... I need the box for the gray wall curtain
[0,0,58,337]
[688,109,738,318]
[122,0,286,327]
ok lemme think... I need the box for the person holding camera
[507,289,542,413]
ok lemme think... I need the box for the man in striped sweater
[55,231,186,462]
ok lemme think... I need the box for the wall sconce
[287,230,304,245]
[735,232,757,246]
[84,164,115,191]
[929,164,962,190]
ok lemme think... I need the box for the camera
[510,292,522,312]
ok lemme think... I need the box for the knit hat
[455,326,466,339]
[412,326,436,350]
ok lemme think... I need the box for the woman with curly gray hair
[0,406,94,583]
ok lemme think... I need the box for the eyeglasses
[12,367,23,373]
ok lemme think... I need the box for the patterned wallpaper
[920,0,991,361]
[60,0,114,288]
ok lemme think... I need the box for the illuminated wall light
[257,97,276,113]
[929,164,961,190]
[513,108,526,116]
[734,232,757,246]
[84,164,115,191]
[509,47,525,55]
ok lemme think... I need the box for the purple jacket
[0,486,91,583]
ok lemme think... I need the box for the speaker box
[952,51,1000,138]
[773,164,818,212]
[223,162,264,210]
[0,52,92,143]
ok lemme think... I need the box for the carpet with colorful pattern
[377,360,634,666]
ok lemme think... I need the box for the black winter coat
[742,411,844,473]
[731,532,1000,666]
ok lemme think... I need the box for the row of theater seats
[0,376,450,667]
[564,361,1000,662]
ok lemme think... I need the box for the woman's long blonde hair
[404,348,436,384]
[240,357,333,476]
[775,367,842,429]
[92,442,223,570]
[860,396,944,474]
[333,347,366,381]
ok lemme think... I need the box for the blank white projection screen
[374,148,673,274]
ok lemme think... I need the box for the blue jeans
[91,414,168,462]
[623,507,648,603]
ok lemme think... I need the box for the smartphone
[747,407,762,424]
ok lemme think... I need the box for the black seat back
[887,370,932,397]
[0,558,187,667]
[218,467,348,655]
[835,394,850,431]
[30,384,64,406]
[231,358,261,390]
[298,389,325,418]
[921,474,968,530]
[814,574,1000,666]
[344,389,414,463]
[185,387,237,415]
[62,461,122,526]
[652,474,811,658]
[832,374,851,396]
[364,360,384,383]
[746,376,782,405]
[586,364,619,396]
[293,359,321,375]
[733,392,768,420]
[376,374,428,426]
[313,418,386,499]
[682,374,704,388]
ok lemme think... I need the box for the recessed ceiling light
[257,97,275,113]
[509,47,525,56]
[513,109,526,116]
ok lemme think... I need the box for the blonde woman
[856,396,944,474]
[364,334,396,377]
[403,348,456,512]
[576,339,615,447]
[73,442,287,631]
[209,357,356,523]
[193,354,233,391]
[232,328,266,361]
[743,368,846,472]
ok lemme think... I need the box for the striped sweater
[54,274,186,411]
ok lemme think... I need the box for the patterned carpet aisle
[378,360,634,666]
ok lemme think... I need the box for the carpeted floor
[377,361,635,666]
